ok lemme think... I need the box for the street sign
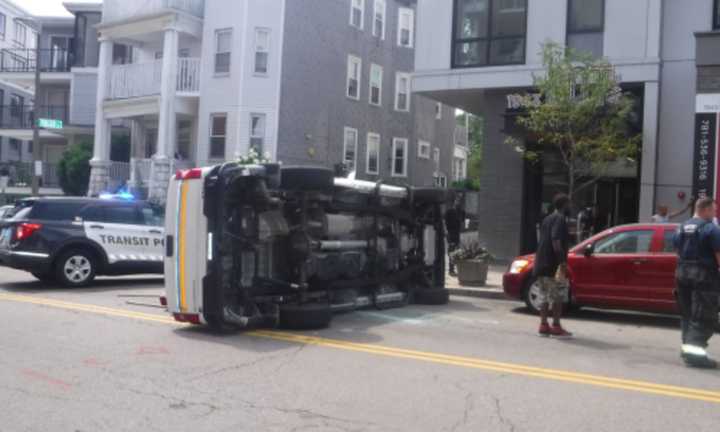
[37,118,63,129]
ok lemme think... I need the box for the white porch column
[88,38,113,196]
[149,27,179,203]
[639,81,660,222]
[128,119,147,194]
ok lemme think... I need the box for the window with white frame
[347,55,362,100]
[14,22,27,47]
[373,0,386,38]
[209,113,227,159]
[214,29,232,74]
[366,133,380,174]
[250,113,266,154]
[350,0,365,29]
[0,14,6,40]
[434,174,447,188]
[369,63,383,106]
[343,127,358,171]
[433,147,440,172]
[395,72,410,111]
[392,138,408,177]
[398,7,414,48]
[254,28,270,74]
[435,103,443,119]
[418,140,431,159]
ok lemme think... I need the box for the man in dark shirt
[673,197,720,368]
[534,193,572,338]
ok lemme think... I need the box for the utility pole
[30,27,41,196]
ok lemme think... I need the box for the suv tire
[280,167,334,192]
[414,288,450,305]
[279,302,332,329]
[55,249,97,287]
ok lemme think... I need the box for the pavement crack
[492,395,517,432]
[121,386,222,417]
[448,382,474,432]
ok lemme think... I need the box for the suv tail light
[176,168,203,180]
[15,223,42,241]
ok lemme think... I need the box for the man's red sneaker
[538,323,551,337]
[550,325,573,339]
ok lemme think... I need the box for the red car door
[570,228,656,308]
[644,227,679,313]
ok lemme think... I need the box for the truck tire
[279,302,332,330]
[280,166,334,192]
[55,248,97,287]
[205,315,239,334]
[414,288,450,305]
[412,188,448,204]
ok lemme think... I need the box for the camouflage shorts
[536,276,569,305]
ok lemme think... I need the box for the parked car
[504,223,680,314]
[0,197,164,287]
[164,163,450,331]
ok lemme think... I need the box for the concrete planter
[456,259,489,286]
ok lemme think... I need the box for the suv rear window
[30,201,86,221]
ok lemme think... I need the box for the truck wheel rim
[64,256,91,283]
[528,281,544,311]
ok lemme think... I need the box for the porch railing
[0,105,68,129]
[0,49,73,73]
[0,161,60,188]
[107,58,201,100]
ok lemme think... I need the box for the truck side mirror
[584,243,594,257]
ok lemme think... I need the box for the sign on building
[693,94,720,200]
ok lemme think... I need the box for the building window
[392,138,408,177]
[209,114,227,159]
[350,0,365,29]
[0,14,6,40]
[435,103,443,119]
[14,22,27,47]
[398,8,414,48]
[418,140,431,159]
[567,0,605,57]
[452,0,527,68]
[214,29,232,74]
[453,157,467,180]
[347,55,362,100]
[434,175,448,188]
[369,63,383,106]
[9,94,23,119]
[373,0,386,39]
[343,127,358,172]
[254,28,270,75]
[433,147,440,172]
[366,133,380,174]
[250,113,266,154]
[395,72,410,111]
[715,0,720,30]
[112,44,133,65]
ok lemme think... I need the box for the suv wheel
[56,249,97,287]
[414,288,450,305]
[279,302,332,330]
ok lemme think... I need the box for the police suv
[0,197,165,287]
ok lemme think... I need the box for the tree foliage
[58,140,93,196]
[507,42,641,198]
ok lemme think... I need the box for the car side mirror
[584,243,594,257]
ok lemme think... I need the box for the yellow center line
[1,292,719,404]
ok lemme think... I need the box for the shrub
[58,140,93,196]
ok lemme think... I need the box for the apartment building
[413,0,711,259]
[89,0,460,202]
[0,1,101,193]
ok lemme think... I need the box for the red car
[503,223,680,314]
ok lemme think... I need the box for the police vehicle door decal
[83,207,165,264]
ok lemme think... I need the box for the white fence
[107,58,200,100]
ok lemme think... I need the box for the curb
[447,286,509,300]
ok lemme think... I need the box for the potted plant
[450,240,492,286]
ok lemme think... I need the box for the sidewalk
[446,264,509,300]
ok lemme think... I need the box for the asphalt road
[0,268,719,432]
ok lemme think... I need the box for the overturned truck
[165,163,451,331]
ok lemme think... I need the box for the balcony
[0,105,68,130]
[103,0,204,23]
[0,49,73,73]
[106,58,201,100]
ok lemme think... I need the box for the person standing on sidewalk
[534,193,572,338]
[673,197,720,369]
[445,194,464,276]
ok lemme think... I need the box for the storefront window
[453,0,526,68]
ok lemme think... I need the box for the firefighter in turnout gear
[673,197,720,369]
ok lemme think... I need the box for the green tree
[455,112,484,190]
[58,140,93,196]
[507,42,641,198]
